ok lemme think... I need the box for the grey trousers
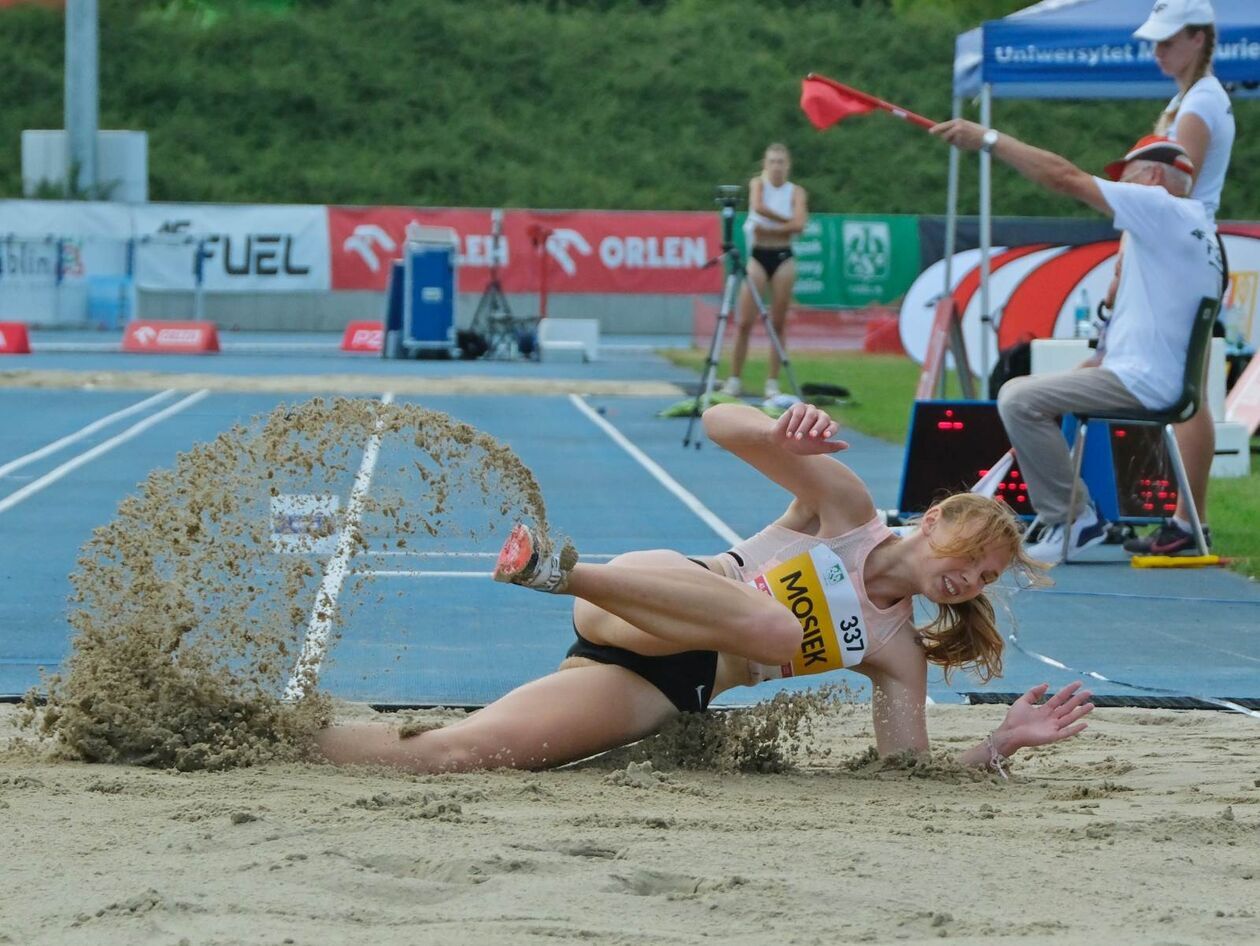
[996,367,1145,525]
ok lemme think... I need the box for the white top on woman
[1164,75,1235,223]
[744,176,796,249]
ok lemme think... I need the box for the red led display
[900,404,1177,521]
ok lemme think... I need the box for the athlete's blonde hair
[916,493,1049,683]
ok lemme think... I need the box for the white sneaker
[763,378,780,398]
[1024,505,1108,565]
[720,377,742,397]
[492,524,575,593]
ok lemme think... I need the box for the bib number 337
[749,545,869,677]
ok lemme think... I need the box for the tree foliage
[2,0,1254,218]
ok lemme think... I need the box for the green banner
[734,212,920,308]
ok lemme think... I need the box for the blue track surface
[2,335,1257,709]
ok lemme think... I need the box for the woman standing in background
[722,143,809,400]
[1123,0,1235,557]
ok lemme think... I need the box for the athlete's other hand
[772,402,848,455]
[993,681,1095,755]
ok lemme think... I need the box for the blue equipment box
[381,230,460,359]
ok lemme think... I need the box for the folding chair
[1061,296,1221,563]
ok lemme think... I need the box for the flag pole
[805,73,936,129]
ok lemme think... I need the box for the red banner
[341,320,384,352]
[122,321,220,354]
[328,207,721,294]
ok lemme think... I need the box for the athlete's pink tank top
[723,515,913,664]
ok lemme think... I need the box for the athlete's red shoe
[493,524,573,593]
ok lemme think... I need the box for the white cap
[1133,0,1216,42]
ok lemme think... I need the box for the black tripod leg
[683,270,739,448]
[749,286,801,398]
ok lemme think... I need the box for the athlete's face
[920,516,1010,605]
[764,149,790,185]
[1154,27,1205,81]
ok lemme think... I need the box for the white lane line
[0,390,210,515]
[0,389,177,480]
[283,392,394,700]
[367,570,489,579]
[566,393,740,546]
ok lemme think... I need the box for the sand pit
[2,701,1259,945]
[5,393,1259,944]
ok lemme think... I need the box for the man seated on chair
[929,122,1223,565]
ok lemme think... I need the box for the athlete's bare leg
[315,663,676,774]
[566,550,799,664]
[766,258,796,381]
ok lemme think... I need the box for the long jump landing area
[1,332,1257,711]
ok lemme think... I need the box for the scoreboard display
[897,401,1176,522]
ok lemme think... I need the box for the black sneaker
[1123,520,1212,556]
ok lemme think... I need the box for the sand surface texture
[3,701,1258,946]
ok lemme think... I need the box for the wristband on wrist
[981,128,1000,153]
[985,732,1010,779]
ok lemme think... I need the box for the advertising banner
[735,212,919,308]
[898,226,1260,377]
[983,23,1260,94]
[0,200,133,285]
[130,204,330,291]
[328,207,721,294]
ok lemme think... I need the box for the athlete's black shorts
[751,245,794,280]
[566,629,718,713]
[564,556,718,713]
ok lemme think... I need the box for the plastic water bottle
[1073,288,1092,339]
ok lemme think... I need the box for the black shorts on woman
[751,246,793,280]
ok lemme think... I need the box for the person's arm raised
[703,402,875,533]
[930,119,1111,217]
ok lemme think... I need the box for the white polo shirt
[1095,177,1222,410]
[1165,76,1235,224]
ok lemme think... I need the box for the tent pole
[940,95,962,399]
[979,83,993,395]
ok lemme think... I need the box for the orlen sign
[122,320,220,354]
[328,207,721,294]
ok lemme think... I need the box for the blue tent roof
[955,0,1260,99]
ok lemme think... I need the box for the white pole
[941,95,962,399]
[978,83,993,391]
[65,0,99,196]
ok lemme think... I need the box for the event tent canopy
[955,0,1260,100]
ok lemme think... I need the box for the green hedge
[4,0,1256,217]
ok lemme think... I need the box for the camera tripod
[469,209,535,359]
[683,194,801,449]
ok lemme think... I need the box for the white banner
[0,201,132,286]
[131,204,329,291]
[0,200,330,292]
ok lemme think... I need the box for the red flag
[800,77,878,130]
[800,74,935,130]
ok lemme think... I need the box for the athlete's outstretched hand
[772,402,848,455]
[995,681,1095,753]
